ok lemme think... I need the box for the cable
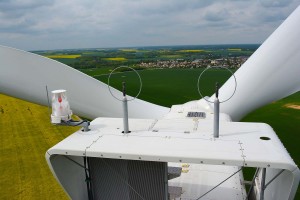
[84,157,93,200]
[62,155,86,169]
[61,119,88,126]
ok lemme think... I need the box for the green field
[80,67,113,76]
[1,68,299,199]
[98,68,234,106]
[0,94,79,199]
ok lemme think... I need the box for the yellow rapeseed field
[227,48,242,51]
[119,49,137,52]
[178,50,205,53]
[45,54,81,59]
[0,94,79,199]
[105,57,127,61]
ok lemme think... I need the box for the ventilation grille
[89,158,167,200]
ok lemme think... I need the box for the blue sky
[0,0,299,50]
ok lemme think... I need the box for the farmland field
[177,49,206,53]
[104,57,127,61]
[228,48,242,51]
[1,67,299,199]
[80,67,113,76]
[45,54,81,59]
[33,44,259,70]
[97,68,234,107]
[0,94,78,200]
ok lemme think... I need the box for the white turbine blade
[210,6,300,121]
[0,46,169,119]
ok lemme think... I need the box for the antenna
[214,82,220,138]
[122,81,129,134]
[107,66,142,134]
[197,66,237,138]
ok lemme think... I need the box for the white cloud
[259,0,293,7]
[0,0,299,50]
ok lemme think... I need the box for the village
[138,56,249,69]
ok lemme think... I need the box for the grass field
[159,54,183,59]
[51,58,79,65]
[98,68,235,107]
[1,68,299,199]
[79,67,113,76]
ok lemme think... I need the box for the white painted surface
[47,117,299,199]
[48,117,298,171]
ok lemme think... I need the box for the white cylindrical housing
[51,89,72,123]
[214,98,220,138]
[123,96,129,134]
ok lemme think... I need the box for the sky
[0,0,299,50]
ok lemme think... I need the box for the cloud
[204,9,229,22]
[0,0,299,50]
[259,0,293,7]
